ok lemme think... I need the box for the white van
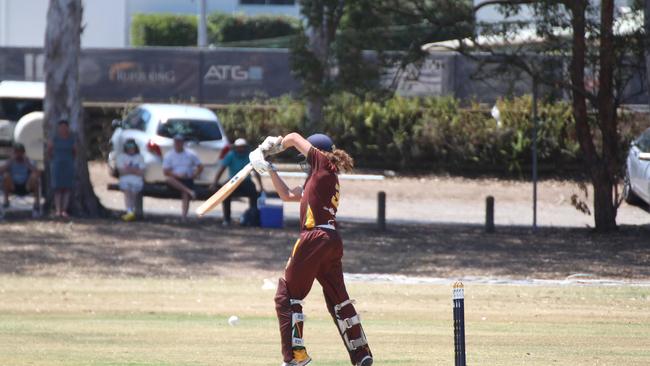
[0,81,45,158]
[107,104,231,188]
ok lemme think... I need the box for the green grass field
[0,276,649,365]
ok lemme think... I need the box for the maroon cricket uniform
[274,147,372,365]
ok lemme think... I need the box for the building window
[240,0,296,5]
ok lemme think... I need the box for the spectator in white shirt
[162,134,203,219]
[117,139,145,222]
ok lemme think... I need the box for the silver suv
[107,104,230,188]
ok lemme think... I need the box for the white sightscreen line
[262,171,385,181]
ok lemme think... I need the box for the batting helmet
[307,133,334,152]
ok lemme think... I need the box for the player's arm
[281,133,312,156]
[269,169,301,202]
[211,165,226,190]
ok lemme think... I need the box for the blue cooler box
[260,204,283,228]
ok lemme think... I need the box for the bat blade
[195,163,254,217]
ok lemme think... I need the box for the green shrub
[214,94,646,175]
[218,96,305,145]
[130,12,298,47]
[131,14,197,47]
[208,13,298,45]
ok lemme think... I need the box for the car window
[157,119,222,142]
[636,128,650,152]
[123,108,148,131]
[0,98,43,121]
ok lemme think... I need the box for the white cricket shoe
[357,355,373,366]
[281,359,311,366]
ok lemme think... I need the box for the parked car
[0,81,45,159]
[107,104,230,191]
[624,127,650,206]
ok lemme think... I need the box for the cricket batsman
[249,133,373,366]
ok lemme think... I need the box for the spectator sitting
[162,134,203,219]
[1,143,41,217]
[117,139,145,222]
[47,119,75,218]
[211,138,264,226]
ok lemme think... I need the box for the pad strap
[342,314,361,329]
[349,336,368,349]
[334,299,355,312]
[292,312,305,324]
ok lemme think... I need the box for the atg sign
[204,65,264,84]
[0,47,300,104]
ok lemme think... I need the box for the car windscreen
[157,119,223,141]
[0,98,43,121]
[636,129,650,152]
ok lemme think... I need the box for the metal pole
[377,191,386,231]
[485,196,495,233]
[198,0,208,47]
[532,77,538,231]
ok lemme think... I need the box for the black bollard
[486,196,495,233]
[377,191,386,231]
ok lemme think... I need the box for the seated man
[211,138,263,226]
[162,134,203,219]
[1,143,41,217]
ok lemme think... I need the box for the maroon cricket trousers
[274,228,372,364]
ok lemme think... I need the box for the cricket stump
[453,282,466,366]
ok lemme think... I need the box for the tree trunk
[643,0,650,100]
[306,95,324,132]
[595,0,618,231]
[44,0,105,217]
[305,23,328,130]
[301,0,345,130]
[568,0,617,231]
[593,168,617,231]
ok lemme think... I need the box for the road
[89,162,650,228]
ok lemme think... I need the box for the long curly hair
[323,149,354,173]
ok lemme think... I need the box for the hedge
[131,14,197,47]
[207,13,298,45]
[218,94,643,175]
[130,12,298,47]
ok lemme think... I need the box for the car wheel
[623,169,642,205]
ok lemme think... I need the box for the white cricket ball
[228,315,240,326]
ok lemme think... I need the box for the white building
[0,0,299,48]
[474,0,634,24]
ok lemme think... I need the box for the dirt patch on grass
[0,218,648,280]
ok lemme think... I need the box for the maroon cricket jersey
[299,147,340,231]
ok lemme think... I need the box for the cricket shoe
[281,349,311,366]
[121,212,136,222]
[356,355,373,366]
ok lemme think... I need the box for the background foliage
[131,12,298,47]
[216,94,643,175]
[87,95,644,176]
[131,14,198,47]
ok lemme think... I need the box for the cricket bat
[196,163,254,217]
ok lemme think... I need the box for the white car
[107,104,230,190]
[0,81,45,159]
[624,127,650,206]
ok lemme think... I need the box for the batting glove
[259,135,285,156]
[249,148,275,174]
